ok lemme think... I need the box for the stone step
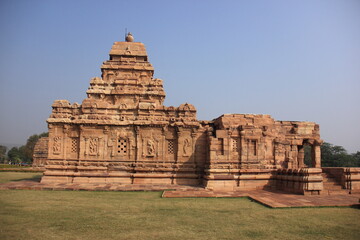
[325,189,350,195]
[321,173,336,178]
[322,178,337,183]
[323,180,341,185]
[324,185,344,190]
[323,181,342,186]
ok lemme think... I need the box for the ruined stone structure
[33,137,48,167]
[41,33,325,194]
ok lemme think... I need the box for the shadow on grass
[12,175,43,182]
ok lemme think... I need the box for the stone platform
[0,180,196,192]
[163,189,360,208]
[0,180,359,208]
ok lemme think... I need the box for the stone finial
[125,32,134,42]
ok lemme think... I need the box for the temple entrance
[298,139,321,168]
[304,144,312,167]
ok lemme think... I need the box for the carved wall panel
[117,138,128,155]
[89,137,98,155]
[53,136,62,155]
[232,138,239,152]
[145,139,156,157]
[68,137,79,159]
[167,139,175,154]
[182,138,191,157]
[71,138,78,153]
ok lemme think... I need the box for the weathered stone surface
[32,137,48,167]
[322,167,360,194]
[41,33,325,192]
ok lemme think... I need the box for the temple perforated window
[71,138,78,153]
[232,138,238,152]
[167,139,175,154]
[117,138,127,154]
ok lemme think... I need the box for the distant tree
[351,151,360,167]
[23,132,48,163]
[7,147,22,164]
[0,145,7,163]
[321,142,359,167]
[6,132,49,164]
[19,145,31,163]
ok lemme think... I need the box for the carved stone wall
[41,34,323,190]
[203,114,322,190]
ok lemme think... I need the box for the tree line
[0,134,359,167]
[0,132,48,165]
[320,142,360,167]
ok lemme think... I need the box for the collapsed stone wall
[204,114,322,190]
[32,137,48,167]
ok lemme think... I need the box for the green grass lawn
[0,172,359,240]
[0,172,42,183]
[0,164,31,168]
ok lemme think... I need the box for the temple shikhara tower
[41,33,328,194]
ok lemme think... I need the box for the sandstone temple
[39,33,359,195]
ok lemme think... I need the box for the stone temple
[41,33,329,194]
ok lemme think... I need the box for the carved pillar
[84,137,89,156]
[63,125,69,161]
[176,127,182,164]
[289,145,298,169]
[246,139,250,162]
[240,129,246,165]
[161,127,166,163]
[128,138,132,159]
[103,127,109,159]
[79,125,85,159]
[96,137,102,158]
[297,146,304,168]
[135,126,140,162]
[226,130,231,161]
[258,137,265,162]
[191,131,197,164]
[312,144,321,168]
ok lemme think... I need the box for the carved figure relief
[53,136,62,155]
[119,103,127,110]
[90,103,97,113]
[89,137,99,156]
[108,137,116,157]
[147,139,155,157]
[183,138,191,156]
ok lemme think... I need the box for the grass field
[0,172,42,183]
[0,172,359,240]
[0,164,31,168]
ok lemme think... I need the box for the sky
[0,0,359,153]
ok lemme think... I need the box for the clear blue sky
[0,0,359,153]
